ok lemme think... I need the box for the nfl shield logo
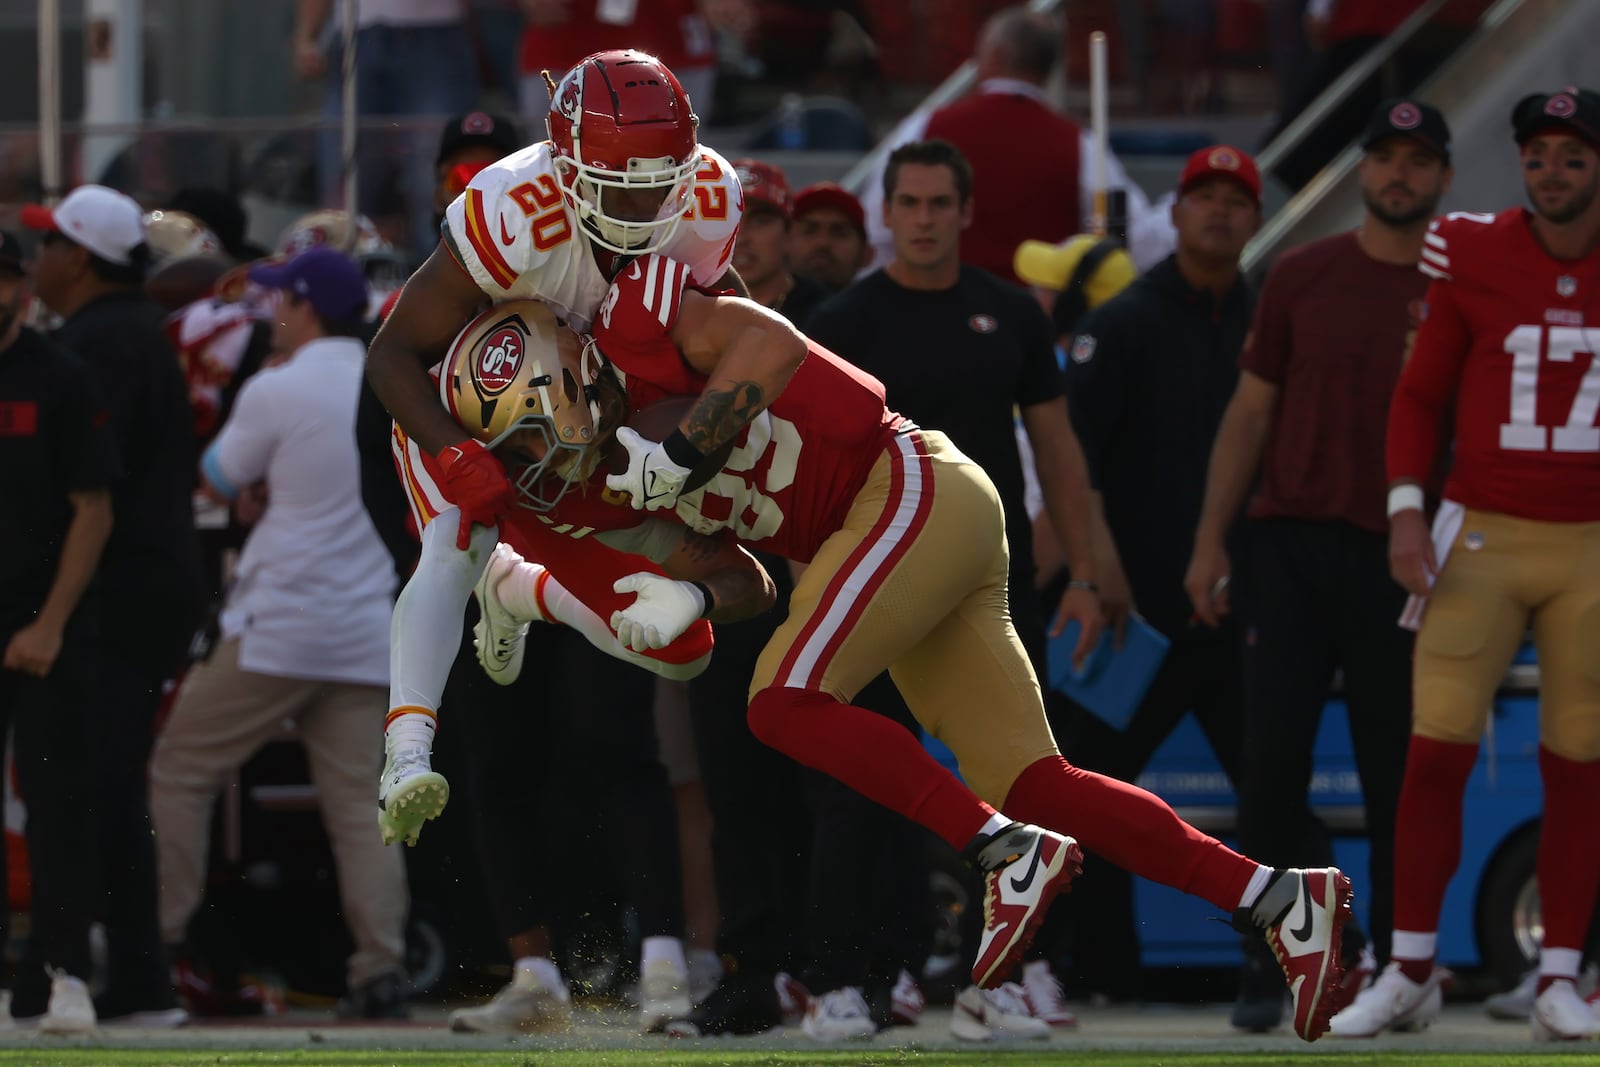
[1070,335,1097,363]
[1558,275,1578,297]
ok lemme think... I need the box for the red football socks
[746,687,996,849]
[1537,746,1600,956]
[1391,734,1478,974]
[1002,755,1257,911]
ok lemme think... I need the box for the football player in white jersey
[365,49,745,849]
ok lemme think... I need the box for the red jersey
[1388,208,1600,522]
[548,254,908,561]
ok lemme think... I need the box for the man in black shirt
[0,230,113,1030]
[805,139,1103,1033]
[24,186,199,1023]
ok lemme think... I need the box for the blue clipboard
[1046,615,1171,731]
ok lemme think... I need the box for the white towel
[1399,499,1465,631]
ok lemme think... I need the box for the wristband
[1386,484,1425,518]
[664,429,707,470]
[1067,579,1099,593]
[691,580,715,617]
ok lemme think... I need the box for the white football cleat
[473,542,539,686]
[39,970,96,1034]
[1328,962,1441,1037]
[1021,959,1077,1027]
[448,970,572,1033]
[377,744,448,847]
[800,987,876,1041]
[950,983,1051,1042]
[639,956,693,1032]
[1532,978,1600,1041]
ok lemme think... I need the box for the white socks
[514,956,569,999]
[1238,865,1274,911]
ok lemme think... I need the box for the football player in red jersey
[366,50,748,853]
[443,258,1360,1038]
[1371,87,1600,1041]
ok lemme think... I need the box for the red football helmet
[547,50,701,255]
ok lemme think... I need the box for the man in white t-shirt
[148,247,409,1019]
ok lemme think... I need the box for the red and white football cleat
[1237,867,1355,1041]
[967,824,1082,990]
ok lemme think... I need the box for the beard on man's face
[1362,187,1439,229]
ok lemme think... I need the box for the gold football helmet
[143,210,224,264]
[441,299,605,512]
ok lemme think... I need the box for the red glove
[434,439,514,549]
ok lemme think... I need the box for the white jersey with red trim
[441,140,742,331]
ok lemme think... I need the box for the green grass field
[1,1052,1599,1067]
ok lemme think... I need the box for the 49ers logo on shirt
[475,326,525,397]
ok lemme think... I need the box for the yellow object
[1014,234,1138,309]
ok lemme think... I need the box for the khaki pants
[149,639,407,987]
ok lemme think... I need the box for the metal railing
[1252,0,1451,178]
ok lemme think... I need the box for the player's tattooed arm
[683,381,765,455]
[670,288,806,455]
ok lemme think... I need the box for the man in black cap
[433,112,523,237]
[1361,85,1600,1041]
[1187,97,1453,1034]
[0,229,114,1031]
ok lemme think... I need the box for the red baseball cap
[1178,145,1261,203]
[732,158,792,218]
[792,182,866,236]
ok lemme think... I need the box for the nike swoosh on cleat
[1290,876,1315,943]
[1008,840,1044,894]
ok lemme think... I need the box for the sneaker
[39,970,96,1034]
[377,743,449,847]
[774,971,810,1024]
[801,987,876,1041]
[889,968,926,1026]
[1532,978,1600,1040]
[966,824,1083,990]
[950,983,1051,1042]
[170,956,277,1018]
[473,543,538,685]
[1328,962,1441,1037]
[660,969,780,1037]
[335,971,409,1020]
[687,949,722,1006]
[639,956,693,1032]
[449,970,572,1033]
[1487,968,1538,1021]
[1021,960,1076,1027]
[1235,866,1354,1041]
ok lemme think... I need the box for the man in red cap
[730,159,830,324]
[790,182,873,296]
[1051,141,1261,1019]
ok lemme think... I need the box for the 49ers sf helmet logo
[476,326,525,397]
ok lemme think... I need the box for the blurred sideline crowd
[1,0,1595,1047]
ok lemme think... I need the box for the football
[609,394,736,494]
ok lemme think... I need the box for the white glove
[605,426,693,511]
[610,572,707,651]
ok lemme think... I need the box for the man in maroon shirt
[1185,98,1453,1031]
